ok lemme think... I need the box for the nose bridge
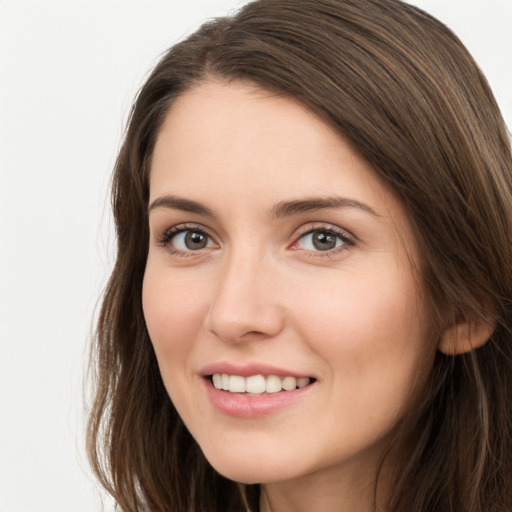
[207,244,282,342]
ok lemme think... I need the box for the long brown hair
[87,1,512,510]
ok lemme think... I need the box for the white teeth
[229,375,246,393]
[246,375,266,394]
[282,376,297,391]
[212,374,222,389]
[211,373,312,394]
[266,375,282,393]
[297,377,310,388]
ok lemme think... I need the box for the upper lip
[199,362,314,379]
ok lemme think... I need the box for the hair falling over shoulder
[87,0,512,510]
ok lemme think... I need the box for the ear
[438,315,495,355]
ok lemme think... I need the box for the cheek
[291,264,430,387]
[288,268,433,457]
[142,264,208,361]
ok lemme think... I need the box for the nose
[205,251,284,344]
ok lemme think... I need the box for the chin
[201,447,298,485]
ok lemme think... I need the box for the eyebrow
[270,196,380,218]
[148,194,379,218]
[148,195,215,216]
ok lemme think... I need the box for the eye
[293,227,352,252]
[158,226,217,253]
[172,230,214,251]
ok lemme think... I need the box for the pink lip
[199,362,316,418]
[199,362,312,379]
[202,379,314,418]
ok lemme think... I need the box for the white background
[1,1,511,511]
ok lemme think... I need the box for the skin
[142,79,437,512]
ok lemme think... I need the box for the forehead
[150,79,414,241]
[152,80,376,194]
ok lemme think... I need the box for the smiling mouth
[209,374,315,395]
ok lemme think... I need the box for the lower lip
[202,378,314,418]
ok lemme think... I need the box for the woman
[87,0,512,510]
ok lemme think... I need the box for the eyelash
[291,225,354,257]
[156,223,215,257]
[156,223,354,257]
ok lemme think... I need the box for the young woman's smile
[142,79,436,502]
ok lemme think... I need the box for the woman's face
[143,80,435,488]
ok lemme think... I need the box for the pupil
[313,232,336,250]
[185,231,207,250]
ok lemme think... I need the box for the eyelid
[153,221,354,258]
[290,223,355,253]
[156,223,218,252]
